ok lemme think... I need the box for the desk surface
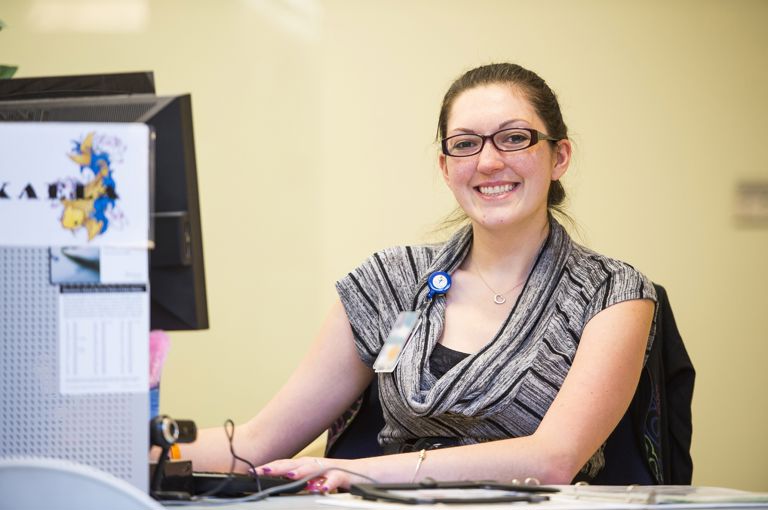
[176,487,768,510]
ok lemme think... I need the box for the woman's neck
[464,214,550,285]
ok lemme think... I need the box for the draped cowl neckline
[395,219,573,418]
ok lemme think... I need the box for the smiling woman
[171,62,660,491]
[437,64,570,224]
[438,83,570,234]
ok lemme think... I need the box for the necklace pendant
[493,294,506,305]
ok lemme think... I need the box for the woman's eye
[453,138,478,150]
[504,134,529,144]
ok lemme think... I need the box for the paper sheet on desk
[317,487,768,509]
[555,485,768,507]
[317,492,634,509]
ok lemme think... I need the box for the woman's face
[439,84,571,232]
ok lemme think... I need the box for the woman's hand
[253,456,370,493]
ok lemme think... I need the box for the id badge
[372,311,419,373]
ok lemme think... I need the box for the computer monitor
[0,73,208,330]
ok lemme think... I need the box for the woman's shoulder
[349,224,472,283]
[568,242,643,275]
[375,242,442,265]
[565,241,656,302]
[338,241,445,289]
[356,242,444,280]
[335,242,445,326]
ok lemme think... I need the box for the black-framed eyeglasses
[441,128,560,157]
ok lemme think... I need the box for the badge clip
[427,271,451,300]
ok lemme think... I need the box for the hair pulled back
[437,63,568,212]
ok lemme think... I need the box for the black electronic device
[191,471,302,497]
[0,71,155,101]
[0,72,209,330]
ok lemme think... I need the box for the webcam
[150,415,197,449]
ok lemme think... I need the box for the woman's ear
[439,153,451,184]
[551,139,572,181]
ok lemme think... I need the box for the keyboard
[192,471,302,497]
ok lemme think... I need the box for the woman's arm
[257,298,655,489]
[175,300,375,472]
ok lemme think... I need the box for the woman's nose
[476,140,505,174]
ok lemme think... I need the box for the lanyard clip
[427,271,451,300]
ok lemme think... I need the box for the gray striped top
[336,219,656,475]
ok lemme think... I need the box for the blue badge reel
[427,271,452,299]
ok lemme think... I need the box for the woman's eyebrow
[448,119,531,135]
[448,127,478,134]
[498,119,530,129]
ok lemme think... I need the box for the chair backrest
[325,378,384,459]
[327,284,695,485]
[641,284,695,484]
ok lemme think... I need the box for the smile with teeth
[477,183,519,196]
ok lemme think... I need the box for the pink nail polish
[322,486,330,492]
[262,467,272,473]
[286,472,296,478]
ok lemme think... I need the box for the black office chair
[326,284,694,485]
[599,284,695,485]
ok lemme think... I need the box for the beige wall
[3,0,766,490]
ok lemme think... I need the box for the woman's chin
[467,207,547,232]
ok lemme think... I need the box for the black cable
[161,418,380,505]
[162,468,379,506]
[192,420,242,498]
[151,445,171,494]
[223,419,263,492]
[190,418,271,499]
[224,467,379,504]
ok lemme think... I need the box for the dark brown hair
[437,63,569,216]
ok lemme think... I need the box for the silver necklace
[474,269,526,305]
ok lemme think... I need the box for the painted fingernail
[262,467,272,473]
[322,486,330,492]
[286,472,296,478]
